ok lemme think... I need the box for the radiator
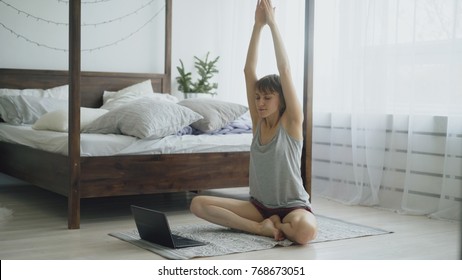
[312,112,462,219]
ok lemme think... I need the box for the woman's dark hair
[255,74,286,115]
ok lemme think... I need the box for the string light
[82,0,156,27]
[0,0,66,26]
[82,6,164,52]
[57,0,115,4]
[0,2,165,52]
[0,21,67,52]
[0,0,157,27]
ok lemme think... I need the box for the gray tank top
[249,122,311,209]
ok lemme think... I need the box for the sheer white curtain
[312,0,462,220]
[213,0,306,105]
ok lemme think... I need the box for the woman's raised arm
[263,0,303,139]
[244,0,266,133]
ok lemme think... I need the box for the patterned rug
[109,215,392,259]
[0,206,13,228]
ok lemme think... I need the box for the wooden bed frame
[0,0,314,229]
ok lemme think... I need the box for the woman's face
[255,90,280,118]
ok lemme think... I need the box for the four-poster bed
[0,0,314,229]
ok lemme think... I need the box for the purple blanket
[177,114,253,136]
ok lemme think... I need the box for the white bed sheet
[0,123,252,156]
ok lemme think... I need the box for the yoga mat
[110,215,392,259]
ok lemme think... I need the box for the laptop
[130,205,207,249]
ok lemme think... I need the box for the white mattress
[0,123,252,156]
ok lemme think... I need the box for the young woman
[190,0,317,245]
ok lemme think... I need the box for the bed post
[164,0,172,93]
[302,0,315,198]
[68,0,81,229]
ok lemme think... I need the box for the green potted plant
[176,52,220,99]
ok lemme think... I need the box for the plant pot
[184,93,216,99]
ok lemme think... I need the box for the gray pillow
[178,98,248,132]
[0,95,68,125]
[83,97,203,139]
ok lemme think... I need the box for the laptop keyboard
[172,234,200,246]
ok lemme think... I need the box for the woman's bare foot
[268,215,285,240]
[268,215,282,228]
[259,218,285,241]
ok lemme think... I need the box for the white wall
[0,0,305,105]
[171,0,306,105]
[0,0,165,72]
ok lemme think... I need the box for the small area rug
[109,215,392,259]
[0,206,13,228]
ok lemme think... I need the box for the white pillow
[43,85,69,99]
[0,85,68,122]
[178,98,248,132]
[83,97,203,139]
[0,84,68,100]
[0,95,68,125]
[33,108,109,132]
[101,91,178,111]
[101,79,154,107]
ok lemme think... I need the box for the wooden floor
[0,173,460,260]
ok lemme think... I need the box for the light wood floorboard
[0,174,460,260]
